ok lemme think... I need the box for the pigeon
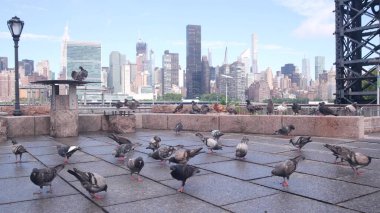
[126,157,145,181]
[289,136,312,151]
[148,146,176,162]
[191,101,201,114]
[236,136,249,158]
[114,101,123,109]
[170,164,200,192]
[345,102,360,115]
[173,103,184,113]
[213,103,225,113]
[30,164,65,194]
[113,143,140,160]
[211,130,224,141]
[11,139,27,163]
[57,145,81,164]
[226,105,237,114]
[291,103,301,115]
[195,132,222,153]
[267,99,274,115]
[124,99,139,112]
[174,122,183,135]
[200,104,211,114]
[67,168,107,199]
[323,144,352,164]
[274,125,295,136]
[276,102,287,114]
[318,102,338,116]
[108,133,132,146]
[168,147,203,164]
[71,66,88,81]
[346,151,372,175]
[271,155,305,187]
[246,100,262,114]
[146,136,161,151]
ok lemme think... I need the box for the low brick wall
[140,113,365,139]
[364,117,380,133]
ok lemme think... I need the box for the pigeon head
[195,132,203,138]
[246,100,251,104]
[31,168,39,174]
[289,138,293,144]
[168,157,176,164]
[153,136,161,142]
[289,125,295,130]
[11,140,17,145]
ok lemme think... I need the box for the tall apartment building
[315,56,325,81]
[0,57,8,72]
[251,33,258,73]
[66,41,101,89]
[302,57,310,81]
[108,51,126,93]
[36,60,50,79]
[21,59,34,76]
[162,50,179,95]
[186,25,202,98]
[201,56,210,94]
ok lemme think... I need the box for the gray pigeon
[318,102,338,116]
[274,125,295,136]
[108,133,132,146]
[71,66,88,81]
[292,103,301,115]
[173,103,184,113]
[200,104,210,114]
[346,151,372,175]
[191,101,201,114]
[271,155,305,187]
[57,145,81,164]
[30,164,65,194]
[148,146,176,163]
[126,156,145,182]
[236,136,249,158]
[67,168,107,199]
[174,122,183,135]
[168,147,203,164]
[146,136,161,151]
[11,139,27,163]
[170,164,200,192]
[324,144,351,163]
[195,132,222,153]
[267,99,274,115]
[113,143,140,160]
[211,130,224,141]
[289,136,312,151]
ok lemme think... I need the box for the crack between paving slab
[335,189,380,206]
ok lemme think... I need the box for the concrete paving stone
[300,142,353,152]
[337,169,380,188]
[0,194,104,213]
[161,173,278,206]
[310,137,355,144]
[59,161,128,182]
[0,176,78,204]
[0,146,12,154]
[295,160,352,179]
[93,151,147,166]
[279,149,339,164]
[0,161,45,179]
[17,140,61,148]
[198,160,273,180]
[365,158,380,171]
[250,137,290,146]
[105,193,227,213]
[36,151,101,166]
[13,135,54,142]
[352,147,380,158]
[253,173,379,204]
[81,145,116,155]
[188,152,232,165]
[26,145,60,156]
[54,136,110,147]
[70,174,177,207]
[223,192,359,213]
[220,150,290,165]
[0,153,36,164]
[139,162,211,182]
[247,143,290,154]
[338,191,380,213]
[344,141,380,150]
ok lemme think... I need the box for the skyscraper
[21,59,34,76]
[186,24,202,98]
[251,33,258,73]
[162,50,179,95]
[302,57,310,81]
[201,56,210,94]
[0,57,8,72]
[66,41,101,88]
[315,56,325,81]
[59,25,69,80]
[108,51,126,93]
[238,49,250,76]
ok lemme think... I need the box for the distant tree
[157,93,182,101]
[200,93,220,102]
[263,98,309,104]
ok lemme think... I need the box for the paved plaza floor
[0,129,379,213]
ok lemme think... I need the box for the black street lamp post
[7,16,24,116]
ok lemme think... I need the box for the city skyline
[0,0,335,79]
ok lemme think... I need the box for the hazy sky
[0,0,335,78]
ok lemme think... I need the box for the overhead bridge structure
[335,0,380,104]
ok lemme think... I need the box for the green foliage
[156,93,182,101]
[200,93,220,102]
[362,68,377,101]
[263,98,309,104]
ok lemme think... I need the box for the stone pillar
[50,84,79,137]
[0,117,7,143]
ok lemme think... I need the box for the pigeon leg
[118,157,125,161]
[15,155,18,163]
[33,188,43,194]
[64,157,68,164]
[91,193,103,200]
[177,186,184,193]
[46,185,53,193]
[20,154,23,162]
[137,175,143,182]
[281,178,289,187]
[129,174,136,180]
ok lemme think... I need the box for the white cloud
[0,31,60,41]
[260,44,283,50]
[274,0,335,38]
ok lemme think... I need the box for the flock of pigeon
[9,117,373,200]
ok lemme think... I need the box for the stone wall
[0,105,50,116]
[364,117,380,133]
